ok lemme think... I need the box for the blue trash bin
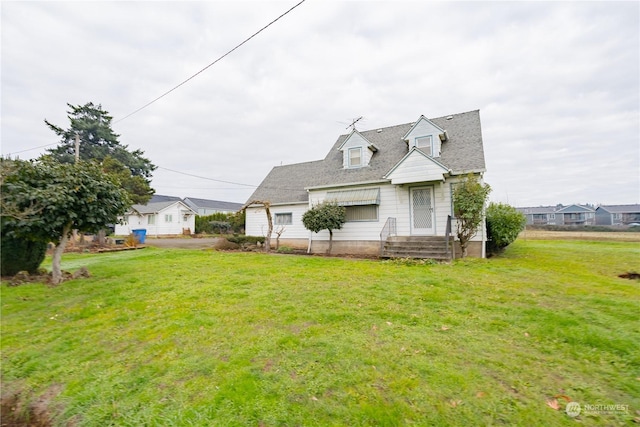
[131,229,147,244]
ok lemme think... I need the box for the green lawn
[1,240,638,426]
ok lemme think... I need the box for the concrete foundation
[275,238,484,258]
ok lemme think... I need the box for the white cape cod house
[245,111,488,259]
[115,200,197,237]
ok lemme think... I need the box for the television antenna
[346,116,363,131]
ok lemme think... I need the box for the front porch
[381,235,453,260]
[379,215,456,260]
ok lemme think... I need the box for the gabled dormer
[402,115,447,157]
[337,130,379,169]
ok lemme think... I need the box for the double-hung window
[345,205,378,222]
[348,147,362,168]
[274,212,292,225]
[415,136,433,156]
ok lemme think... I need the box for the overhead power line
[5,1,307,160]
[158,166,258,188]
[114,0,307,124]
[5,142,57,157]
[158,166,303,192]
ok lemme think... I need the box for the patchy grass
[1,240,639,426]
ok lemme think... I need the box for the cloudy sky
[2,1,638,207]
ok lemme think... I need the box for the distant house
[517,204,595,226]
[555,204,596,226]
[517,206,558,225]
[246,110,488,259]
[595,204,640,225]
[183,197,243,215]
[148,194,183,203]
[115,200,197,237]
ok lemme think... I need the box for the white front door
[410,186,435,235]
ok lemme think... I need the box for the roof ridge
[338,109,481,137]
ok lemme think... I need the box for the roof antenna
[346,116,363,131]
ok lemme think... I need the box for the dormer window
[403,115,445,157]
[415,136,433,156]
[338,130,377,169]
[348,147,362,168]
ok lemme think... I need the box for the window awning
[325,188,380,206]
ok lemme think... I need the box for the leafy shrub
[302,202,346,254]
[486,202,526,255]
[1,233,47,276]
[226,235,265,246]
[276,246,294,254]
[196,212,245,234]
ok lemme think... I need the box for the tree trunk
[264,203,273,252]
[51,222,72,285]
[328,229,333,255]
[460,242,468,258]
[97,229,106,246]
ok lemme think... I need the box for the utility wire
[158,165,304,192]
[5,1,307,160]
[114,0,307,124]
[4,142,57,157]
[158,166,258,188]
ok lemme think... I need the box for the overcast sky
[2,1,638,207]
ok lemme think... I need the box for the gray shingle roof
[596,204,640,213]
[556,204,595,213]
[183,197,243,212]
[149,194,183,203]
[516,206,559,214]
[129,201,182,214]
[247,110,486,205]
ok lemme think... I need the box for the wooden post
[74,133,80,163]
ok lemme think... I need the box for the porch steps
[382,236,452,260]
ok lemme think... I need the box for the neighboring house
[115,200,197,237]
[595,204,640,225]
[517,204,596,226]
[555,204,596,226]
[148,194,183,204]
[183,197,243,215]
[246,110,488,259]
[517,206,559,225]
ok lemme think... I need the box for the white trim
[402,115,445,141]
[348,147,363,168]
[305,179,390,191]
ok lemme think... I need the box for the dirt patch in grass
[0,383,64,427]
[2,267,91,287]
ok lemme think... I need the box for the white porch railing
[379,217,397,255]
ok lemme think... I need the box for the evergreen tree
[45,102,155,203]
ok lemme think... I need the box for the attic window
[348,147,362,167]
[415,136,433,156]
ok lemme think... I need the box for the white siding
[405,117,443,157]
[386,150,449,184]
[245,204,309,239]
[245,176,486,248]
[115,203,196,236]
